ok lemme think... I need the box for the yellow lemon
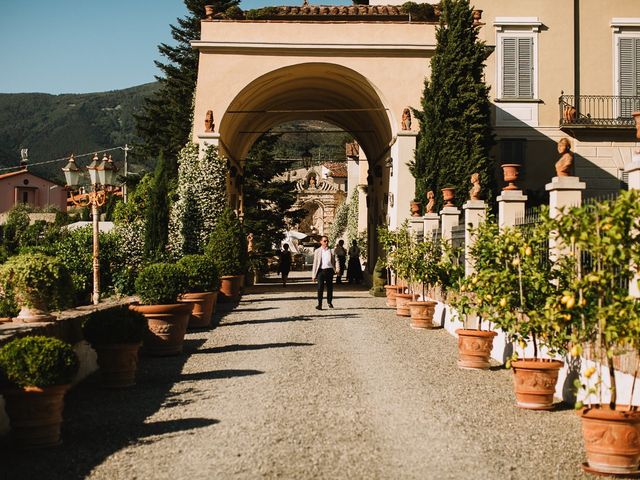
[566,297,576,309]
[524,246,532,256]
[499,298,507,308]
[585,366,596,379]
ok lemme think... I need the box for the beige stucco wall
[0,172,66,213]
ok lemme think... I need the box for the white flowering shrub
[346,187,359,245]
[112,220,146,295]
[168,143,228,257]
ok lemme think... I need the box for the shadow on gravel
[220,315,314,327]
[0,339,211,480]
[178,369,264,382]
[232,307,278,313]
[195,342,314,355]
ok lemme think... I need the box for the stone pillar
[197,132,220,152]
[545,176,586,263]
[626,154,640,298]
[410,217,424,240]
[357,184,368,235]
[462,200,487,276]
[497,190,527,228]
[423,213,440,239]
[388,131,417,229]
[440,206,461,242]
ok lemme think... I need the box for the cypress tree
[144,153,170,260]
[134,0,239,175]
[411,0,495,210]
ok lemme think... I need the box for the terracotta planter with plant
[0,253,71,323]
[549,190,640,475]
[455,328,497,369]
[177,254,220,328]
[0,336,79,448]
[408,300,437,329]
[130,263,191,356]
[206,208,247,303]
[395,292,418,317]
[511,359,563,410]
[404,236,444,329]
[82,306,148,388]
[384,284,402,307]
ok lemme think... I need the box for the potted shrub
[206,208,247,302]
[549,190,640,475]
[177,254,220,328]
[449,220,501,369]
[378,225,403,307]
[389,222,418,316]
[489,213,568,410]
[406,237,440,329]
[0,336,79,448]
[0,282,19,323]
[82,306,148,388]
[130,263,191,356]
[0,253,72,323]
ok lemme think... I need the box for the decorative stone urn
[410,201,422,217]
[501,164,521,190]
[441,187,455,207]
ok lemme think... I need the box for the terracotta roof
[324,162,347,178]
[0,169,28,180]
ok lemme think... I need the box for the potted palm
[130,263,191,356]
[82,306,148,388]
[0,336,79,448]
[549,190,640,475]
[206,208,247,302]
[0,253,71,323]
[177,254,220,328]
[406,238,440,329]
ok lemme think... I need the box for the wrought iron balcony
[559,94,640,128]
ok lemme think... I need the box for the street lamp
[62,153,118,305]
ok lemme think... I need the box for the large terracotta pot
[395,292,418,317]
[14,298,55,323]
[219,275,242,303]
[579,405,640,475]
[511,359,563,410]
[384,284,402,307]
[407,300,437,329]
[441,187,455,207]
[410,201,422,217]
[129,303,192,356]
[501,163,521,190]
[455,328,497,369]
[93,343,141,388]
[2,384,70,448]
[179,291,217,328]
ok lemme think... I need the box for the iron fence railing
[559,94,640,127]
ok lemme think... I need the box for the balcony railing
[559,94,640,127]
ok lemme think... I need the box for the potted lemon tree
[549,190,640,475]
[130,263,190,356]
[0,336,79,448]
[406,237,441,329]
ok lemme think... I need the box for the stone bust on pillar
[401,108,412,131]
[555,137,574,177]
[204,110,215,133]
[469,173,481,200]
[425,190,435,213]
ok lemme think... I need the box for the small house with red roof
[0,169,67,213]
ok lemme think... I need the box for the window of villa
[612,19,640,116]
[494,18,541,101]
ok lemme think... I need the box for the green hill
[0,83,159,182]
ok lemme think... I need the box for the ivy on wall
[346,188,359,246]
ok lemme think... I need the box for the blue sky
[0,0,347,95]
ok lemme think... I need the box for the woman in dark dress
[347,240,363,284]
[278,244,292,287]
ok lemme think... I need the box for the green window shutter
[619,37,640,116]
[502,37,533,99]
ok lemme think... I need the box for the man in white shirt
[311,235,336,310]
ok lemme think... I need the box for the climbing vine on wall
[328,199,348,245]
[346,188,359,246]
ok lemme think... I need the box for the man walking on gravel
[312,235,336,310]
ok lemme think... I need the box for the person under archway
[278,244,292,287]
[312,236,336,310]
[347,240,363,284]
[334,239,347,284]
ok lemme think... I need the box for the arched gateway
[191,11,437,266]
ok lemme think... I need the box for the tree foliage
[134,0,239,175]
[144,153,171,260]
[205,208,246,276]
[411,0,495,210]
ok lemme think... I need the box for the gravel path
[1,272,596,479]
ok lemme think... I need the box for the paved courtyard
[0,272,593,479]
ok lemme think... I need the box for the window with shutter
[501,37,534,99]
[618,37,640,117]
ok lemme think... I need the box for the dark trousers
[317,268,334,306]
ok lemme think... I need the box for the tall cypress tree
[135,0,239,175]
[144,153,170,260]
[411,0,495,210]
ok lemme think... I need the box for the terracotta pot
[219,275,242,302]
[129,303,192,356]
[179,291,217,328]
[407,300,437,329]
[204,4,215,18]
[93,343,141,388]
[384,284,401,307]
[633,112,640,139]
[14,298,55,323]
[2,384,70,448]
[395,292,418,317]
[410,201,422,217]
[501,163,521,190]
[441,187,455,207]
[511,359,563,410]
[579,405,640,475]
[455,328,497,369]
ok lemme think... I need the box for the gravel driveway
[0,272,594,479]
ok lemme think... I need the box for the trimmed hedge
[82,306,148,345]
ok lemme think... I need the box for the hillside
[0,83,159,182]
